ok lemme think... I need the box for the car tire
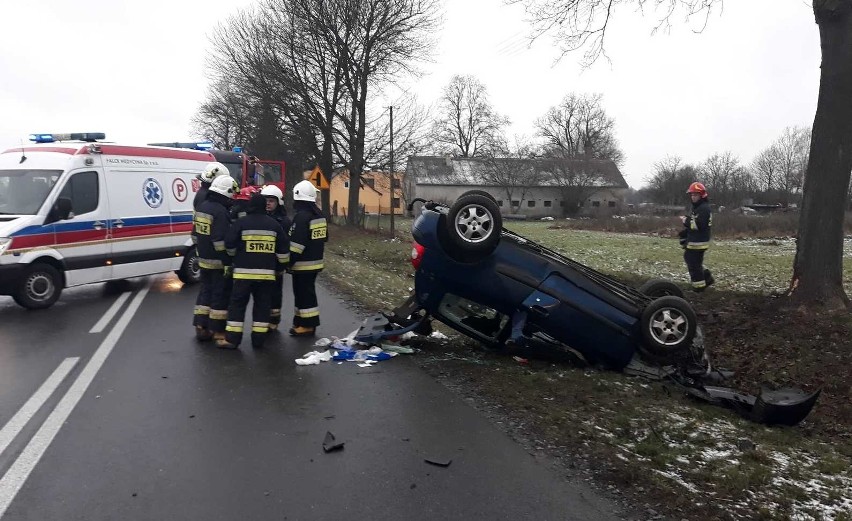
[639,296,697,359]
[455,190,498,204]
[176,249,201,284]
[638,278,685,299]
[445,191,502,260]
[14,263,63,309]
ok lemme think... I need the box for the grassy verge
[322,222,852,521]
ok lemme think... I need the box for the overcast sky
[0,0,819,188]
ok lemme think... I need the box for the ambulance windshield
[0,170,62,215]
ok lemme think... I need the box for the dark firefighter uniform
[268,205,292,330]
[220,194,290,348]
[192,191,234,340]
[289,200,328,335]
[683,196,713,291]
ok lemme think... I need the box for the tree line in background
[193,0,852,309]
[642,126,816,209]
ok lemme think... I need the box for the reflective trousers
[270,273,284,327]
[225,278,274,347]
[193,267,232,333]
[684,249,708,289]
[292,271,320,328]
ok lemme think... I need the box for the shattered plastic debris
[314,338,332,347]
[429,331,449,340]
[382,344,415,354]
[322,431,345,453]
[424,457,452,467]
[512,356,529,365]
[295,350,333,365]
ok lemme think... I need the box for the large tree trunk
[789,1,852,309]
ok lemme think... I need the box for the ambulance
[0,133,214,309]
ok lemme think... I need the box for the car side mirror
[47,197,73,224]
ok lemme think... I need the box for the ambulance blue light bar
[29,133,106,143]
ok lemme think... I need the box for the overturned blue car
[357,191,820,426]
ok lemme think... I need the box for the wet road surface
[0,275,625,520]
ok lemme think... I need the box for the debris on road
[424,457,452,467]
[322,431,345,453]
[295,350,333,365]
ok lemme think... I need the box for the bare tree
[774,126,810,204]
[480,137,542,213]
[644,155,694,206]
[431,74,510,157]
[511,0,852,309]
[535,92,624,167]
[191,79,258,150]
[751,146,781,194]
[699,151,746,207]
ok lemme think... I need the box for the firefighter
[194,162,229,210]
[192,175,238,341]
[681,182,714,291]
[218,193,290,349]
[288,180,327,337]
[260,185,292,331]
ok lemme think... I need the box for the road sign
[308,166,329,190]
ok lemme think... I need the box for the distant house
[329,170,404,218]
[405,156,628,218]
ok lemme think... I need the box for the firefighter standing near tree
[192,175,239,341]
[288,180,327,337]
[680,182,715,292]
[218,193,290,349]
[260,185,292,330]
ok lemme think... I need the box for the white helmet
[260,185,284,205]
[200,162,229,183]
[209,175,238,199]
[293,180,318,202]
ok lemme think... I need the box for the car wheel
[176,249,201,284]
[445,192,502,259]
[639,296,697,359]
[638,278,685,299]
[14,263,63,309]
[455,190,498,204]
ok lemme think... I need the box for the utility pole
[389,105,395,235]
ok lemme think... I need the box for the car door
[52,169,113,287]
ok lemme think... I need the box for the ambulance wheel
[14,263,62,309]
[177,250,201,285]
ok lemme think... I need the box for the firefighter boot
[195,326,213,342]
[213,332,237,350]
[288,326,316,337]
[704,269,715,288]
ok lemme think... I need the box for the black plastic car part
[638,278,685,299]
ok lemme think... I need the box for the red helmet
[235,185,260,201]
[687,182,707,197]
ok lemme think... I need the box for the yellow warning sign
[307,166,329,190]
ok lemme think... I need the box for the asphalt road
[0,274,625,520]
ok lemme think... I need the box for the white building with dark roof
[405,155,629,218]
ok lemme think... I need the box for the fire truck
[147,142,286,195]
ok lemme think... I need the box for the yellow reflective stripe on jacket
[291,260,324,271]
[242,235,276,242]
[290,242,305,254]
[199,258,224,269]
[277,253,290,263]
[213,240,226,251]
[309,218,327,229]
[686,241,710,250]
[233,267,276,280]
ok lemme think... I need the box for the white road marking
[0,279,152,519]
[89,291,131,334]
[0,358,79,458]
